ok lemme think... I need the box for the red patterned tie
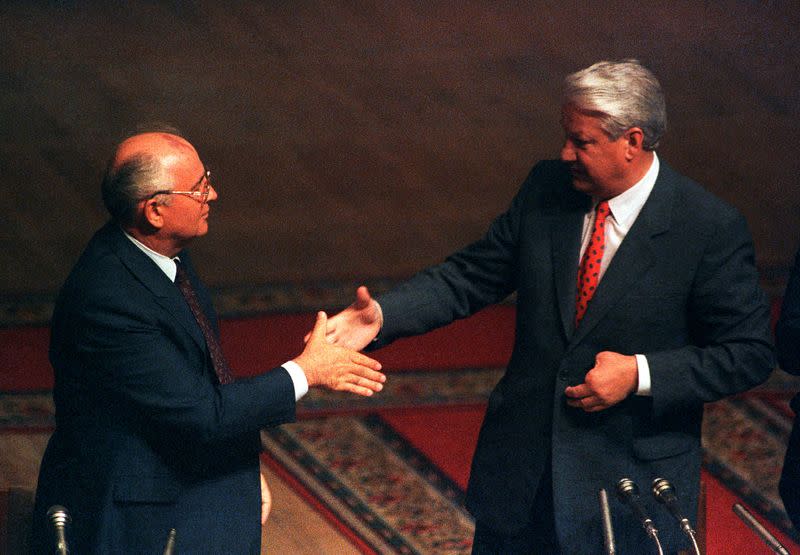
[575,200,610,327]
[175,261,234,384]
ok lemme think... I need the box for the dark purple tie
[174,261,234,385]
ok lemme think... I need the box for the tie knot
[594,201,610,226]
[174,259,188,284]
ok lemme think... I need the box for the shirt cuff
[634,354,651,396]
[281,360,309,401]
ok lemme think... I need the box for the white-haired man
[327,60,774,553]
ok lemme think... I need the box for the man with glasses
[30,130,386,553]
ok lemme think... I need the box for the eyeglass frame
[144,168,213,205]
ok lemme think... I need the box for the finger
[308,311,327,342]
[566,395,602,411]
[350,367,386,384]
[305,324,337,345]
[351,352,383,372]
[338,382,377,397]
[352,374,384,392]
[564,383,591,398]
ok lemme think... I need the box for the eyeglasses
[146,169,213,205]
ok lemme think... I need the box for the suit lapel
[568,164,675,347]
[104,224,206,351]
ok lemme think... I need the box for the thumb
[355,286,371,308]
[308,311,328,342]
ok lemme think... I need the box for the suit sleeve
[66,288,296,451]
[646,209,775,418]
[777,245,800,374]
[376,169,531,344]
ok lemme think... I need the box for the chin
[571,178,595,194]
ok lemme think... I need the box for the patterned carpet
[5,368,799,554]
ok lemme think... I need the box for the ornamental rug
[3,368,800,552]
[262,414,475,555]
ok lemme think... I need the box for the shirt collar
[606,152,659,231]
[122,229,178,282]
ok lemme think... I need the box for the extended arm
[68,295,383,451]
[327,171,536,350]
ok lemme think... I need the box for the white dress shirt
[578,153,660,395]
[123,230,309,401]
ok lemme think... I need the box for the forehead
[561,104,605,132]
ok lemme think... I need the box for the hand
[564,351,638,412]
[294,311,385,396]
[316,286,383,350]
[260,464,272,526]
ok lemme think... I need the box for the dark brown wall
[1,1,798,297]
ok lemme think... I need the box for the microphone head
[651,477,675,503]
[46,505,71,526]
[616,477,639,498]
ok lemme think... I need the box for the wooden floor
[0,432,361,554]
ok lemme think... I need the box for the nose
[560,140,576,163]
[207,183,219,203]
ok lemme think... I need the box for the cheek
[575,153,594,172]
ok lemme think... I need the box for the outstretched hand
[319,286,383,351]
[294,311,385,396]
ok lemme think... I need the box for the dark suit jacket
[376,160,774,553]
[31,223,297,554]
[777,245,800,530]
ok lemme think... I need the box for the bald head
[101,131,200,227]
[112,132,196,172]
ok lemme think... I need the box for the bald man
[30,130,385,554]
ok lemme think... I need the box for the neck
[124,226,184,258]
[601,151,655,200]
[627,150,655,186]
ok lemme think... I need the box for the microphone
[651,478,695,536]
[616,478,658,540]
[163,528,177,555]
[46,505,70,555]
[598,488,616,554]
[733,503,791,555]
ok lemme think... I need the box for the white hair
[563,59,667,150]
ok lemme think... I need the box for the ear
[624,127,645,160]
[141,198,165,230]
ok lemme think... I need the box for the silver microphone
[733,503,791,555]
[651,478,695,536]
[651,478,700,555]
[163,528,177,555]
[598,488,616,554]
[46,505,70,555]
[616,478,658,539]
